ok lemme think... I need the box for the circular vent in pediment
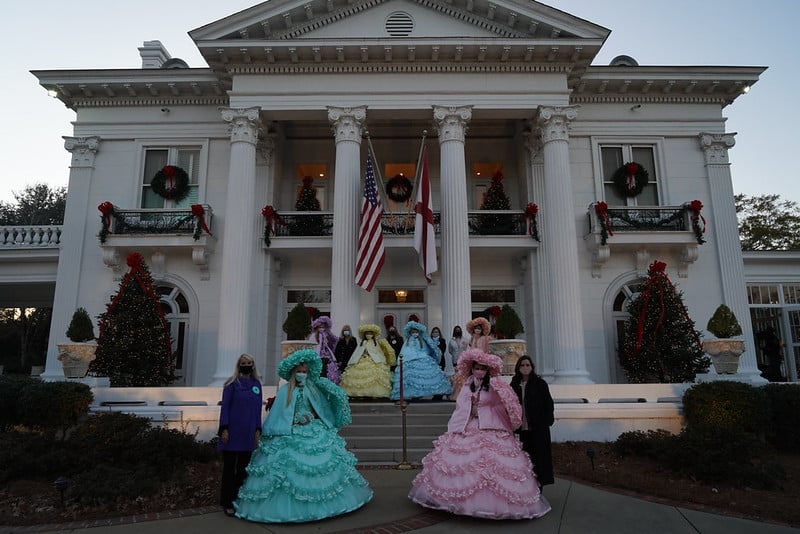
[385,11,414,37]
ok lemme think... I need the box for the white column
[699,133,765,384]
[210,108,261,385]
[524,132,554,378]
[433,105,473,336]
[537,106,593,384]
[42,137,100,381]
[328,106,366,333]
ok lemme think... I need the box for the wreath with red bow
[612,162,649,198]
[150,165,190,201]
[386,174,413,203]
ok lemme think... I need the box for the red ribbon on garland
[191,204,213,237]
[98,201,114,232]
[594,201,614,237]
[523,202,539,239]
[261,205,285,235]
[625,162,639,194]
[163,165,176,196]
[687,199,706,233]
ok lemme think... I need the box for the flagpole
[407,130,428,211]
[364,131,390,208]
[396,353,412,470]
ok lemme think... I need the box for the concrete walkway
[6,469,798,534]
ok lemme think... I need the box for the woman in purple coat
[218,353,263,517]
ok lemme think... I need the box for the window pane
[601,147,623,181]
[141,188,164,208]
[631,147,658,205]
[471,289,516,303]
[377,289,425,303]
[144,150,168,184]
[286,290,332,303]
[603,184,626,206]
[174,186,199,209]
[784,285,800,304]
[176,293,189,313]
[177,149,200,184]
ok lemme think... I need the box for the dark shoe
[224,507,236,517]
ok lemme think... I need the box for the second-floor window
[141,147,201,208]
[601,145,659,206]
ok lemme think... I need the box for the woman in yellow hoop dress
[339,324,396,399]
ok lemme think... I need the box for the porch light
[395,289,408,302]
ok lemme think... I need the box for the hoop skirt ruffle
[390,354,452,400]
[408,418,551,520]
[234,419,373,523]
[340,357,392,398]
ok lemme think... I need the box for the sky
[2,0,798,204]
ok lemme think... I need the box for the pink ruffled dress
[408,376,551,520]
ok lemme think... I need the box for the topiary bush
[17,381,93,438]
[682,381,769,436]
[764,383,800,451]
[65,307,95,342]
[282,302,312,340]
[0,375,41,430]
[706,304,742,338]
[494,304,525,339]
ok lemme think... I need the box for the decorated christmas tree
[620,261,710,383]
[290,176,326,236]
[89,253,175,386]
[476,170,514,234]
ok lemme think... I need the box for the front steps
[343,401,455,465]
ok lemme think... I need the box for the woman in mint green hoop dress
[234,349,373,523]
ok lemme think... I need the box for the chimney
[138,40,171,69]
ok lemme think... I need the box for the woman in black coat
[510,355,555,488]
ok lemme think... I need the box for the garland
[150,165,190,201]
[386,174,413,203]
[612,162,649,198]
[686,200,707,245]
[190,204,213,240]
[521,202,540,241]
[98,201,115,243]
[594,201,614,245]
[261,205,286,247]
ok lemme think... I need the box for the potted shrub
[703,304,745,374]
[488,304,527,375]
[280,302,316,359]
[57,308,98,378]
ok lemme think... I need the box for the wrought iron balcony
[98,205,214,280]
[586,203,702,278]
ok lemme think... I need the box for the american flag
[355,153,385,291]
[414,146,437,282]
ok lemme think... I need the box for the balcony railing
[589,205,688,235]
[0,225,62,248]
[107,207,212,236]
[267,210,527,238]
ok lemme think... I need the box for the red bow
[191,204,213,237]
[594,201,614,238]
[625,162,639,193]
[523,202,539,239]
[98,201,114,232]
[261,205,285,235]
[687,199,706,234]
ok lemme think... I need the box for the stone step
[340,423,446,437]
[350,448,432,464]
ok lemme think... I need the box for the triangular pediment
[190,0,609,42]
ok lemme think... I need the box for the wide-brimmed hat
[278,349,322,380]
[311,316,332,330]
[403,320,428,338]
[358,324,382,339]
[466,317,490,335]
[456,348,503,379]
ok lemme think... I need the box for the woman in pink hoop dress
[408,348,551,520]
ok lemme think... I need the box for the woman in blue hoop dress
[390,321,452,401]
[234,349,372,523]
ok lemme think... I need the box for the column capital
[523,130,544,164]
[220,107,262,145]
[698,132,736,165]
[537,106,579,144]
[432,105,472,143]
[63,136,100,168]
[327,106,367,143]
[257,133,277,166]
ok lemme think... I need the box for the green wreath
[386,174,413,203]
[150,165,190,201]
[612,162,649,198]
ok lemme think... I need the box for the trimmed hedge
[18,381,93,437]
[682,381,769,435]
[0,375,41,430]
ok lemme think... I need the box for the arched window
[610,278,647,383]
[157,285,190,385]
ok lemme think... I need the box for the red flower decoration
[625,162,639,175]
[489,305,501,317]
[688,200,703,213]
[525,202,538,216]
[127,252,144,268]
[98,201,114,216]
[649,260,667,273]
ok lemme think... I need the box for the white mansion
[25,0,797,389]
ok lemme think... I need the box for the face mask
[295,372,307,384]
[474,328,482,335]
[412,332,419,338]
[239,365,253,375]
[432,334,440,339]
[473,369,487,380]
[454,331,462,337]
[366,333,374,339]
[343,330,351,337]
